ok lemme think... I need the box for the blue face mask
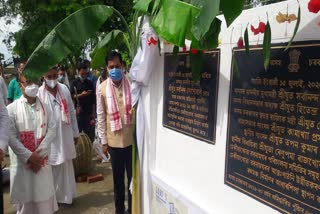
[109,68,123,81]
[58,75,65,83]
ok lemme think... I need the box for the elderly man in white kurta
[38,67,79,205]
[7,74,58,214]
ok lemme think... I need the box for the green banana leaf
[134,0,153,13]
[150,0,223,50]
[151,0,200,47]
[182,0,207,8]
[263,21,271,70]
[190,50,204,83]
[151,0,162,15]
[233,57,241,78]
[244,26,249,56]
[90,47,108,70]
[192,0,220,41]
[134,0,246,49]
[220,0,245,27]
[90,30,128,69]
[191,18,221,50]
[23,5,113,81]
[284,2,300,51]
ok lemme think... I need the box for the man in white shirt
[0,92,9,213]
[38,67,79,205]
[7,73,58,214]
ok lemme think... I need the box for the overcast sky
[0,16,21,60]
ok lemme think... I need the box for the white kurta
[38,83,79,204]
[7,96,58,213]
[38,83,79,165]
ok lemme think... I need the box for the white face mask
[25,84,39,98]
[45,79,58,89]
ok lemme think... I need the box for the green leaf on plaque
[233,57,240,78]
[284,2,300,51]
[244,26,249,56]
[263,21,271,70]
[157,37,162,56]
[170,45,179,65]
[190,50,203,83]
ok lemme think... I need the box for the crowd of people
[0,50,133,214]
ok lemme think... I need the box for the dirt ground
[2,157,130,214]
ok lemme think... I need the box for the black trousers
[109,146,132,214]
[78,111,95,142]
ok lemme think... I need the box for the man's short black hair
[78,63,88,71]
[105,50,123,65]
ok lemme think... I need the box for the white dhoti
[14,195,58,214]
[52,160,76,204]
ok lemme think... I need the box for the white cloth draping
[130,17,160,168]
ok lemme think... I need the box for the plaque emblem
[288,49,301,72]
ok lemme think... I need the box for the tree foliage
[3,0,134,66]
